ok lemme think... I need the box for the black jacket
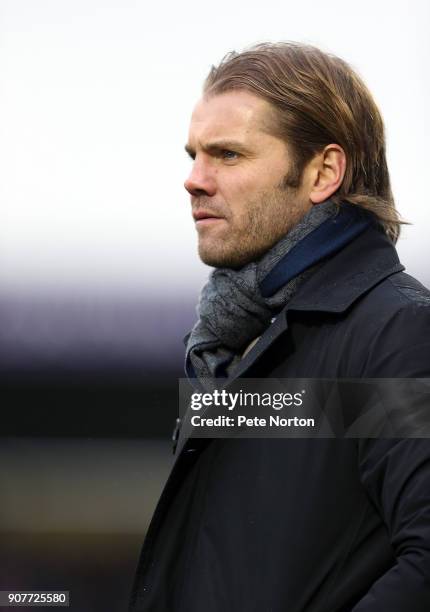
[130,223,430,612]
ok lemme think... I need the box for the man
[130,43,430,611]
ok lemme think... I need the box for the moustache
[192,201,229,219]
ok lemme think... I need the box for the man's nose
[184,160,217,197]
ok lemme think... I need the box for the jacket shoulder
[386,271,430,307]
[345,271,430,377]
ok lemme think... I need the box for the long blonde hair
[204,42,403,242]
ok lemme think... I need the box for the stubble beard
[198,183,306,269]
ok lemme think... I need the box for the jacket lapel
[225,310,289,381]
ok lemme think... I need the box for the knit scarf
[185,200,371,384]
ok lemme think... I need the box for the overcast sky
[0,0,429,297]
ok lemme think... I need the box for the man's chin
[198,243,260,269]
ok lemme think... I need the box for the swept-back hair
[204,42,403,242]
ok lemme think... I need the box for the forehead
[188,90,274,144]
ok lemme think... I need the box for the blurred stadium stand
[0,293,195,611]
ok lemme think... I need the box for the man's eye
[221,150,239,160]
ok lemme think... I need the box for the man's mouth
[192,210,224,224]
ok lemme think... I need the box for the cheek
[219,164,286,226]
[221,172,262,210]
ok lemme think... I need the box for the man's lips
[192,210,224,222]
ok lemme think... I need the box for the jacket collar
[224,222,404,382]
[259,202,372,297]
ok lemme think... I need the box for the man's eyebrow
[184,140,251,157]
[184,144,195,158]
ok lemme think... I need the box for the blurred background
[0,0,429,609]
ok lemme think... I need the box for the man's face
[184,90,313,268]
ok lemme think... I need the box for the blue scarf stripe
[259,205,372,298]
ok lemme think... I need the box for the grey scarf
[185,200,339,382]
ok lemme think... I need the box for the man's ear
[309,144,346,204]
